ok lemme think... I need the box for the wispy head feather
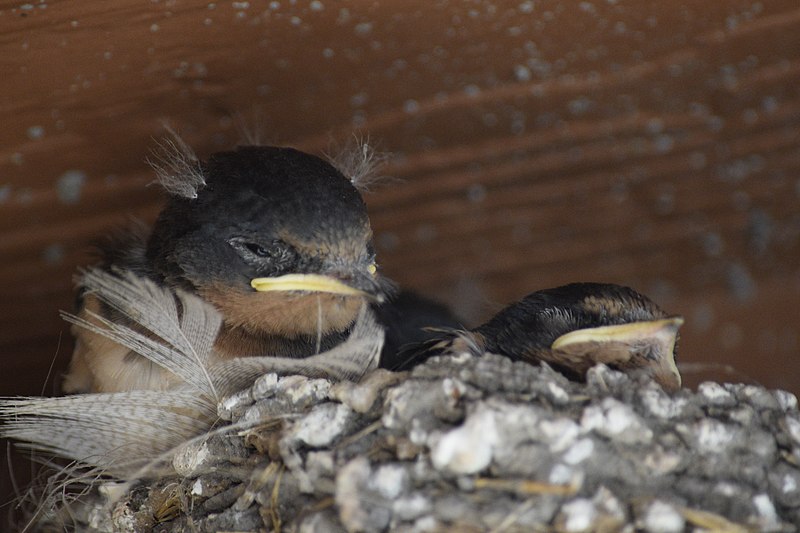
[147,125,206,199]
[326,135,391,192]
[234,109,268,146]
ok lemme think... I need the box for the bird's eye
[368,263,377,275]
[244,242,270,258]
[229,238,295,267]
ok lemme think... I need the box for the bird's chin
[200,283,365,339]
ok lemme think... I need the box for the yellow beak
[250,273,369,297]
[551,317,684,350]
[550,316,684,392]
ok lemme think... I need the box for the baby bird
[64,139,401,394]
[398,282,683,392]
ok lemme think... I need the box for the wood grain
[2,0,799,508]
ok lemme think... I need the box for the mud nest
[29,352,800,532]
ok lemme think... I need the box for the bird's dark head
[547,283,683,391]
[480,282,683,391]
[147,144,389,338]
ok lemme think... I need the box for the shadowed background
[2,0,798,510]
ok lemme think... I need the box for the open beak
[551,317,684,392]
[251,273,383,302]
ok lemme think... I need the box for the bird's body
[63,142,457,394]
[63,226,356,393]
[399,282,683,392]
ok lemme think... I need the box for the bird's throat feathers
[200,282,363,342]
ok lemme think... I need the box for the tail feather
[1,392,216,475]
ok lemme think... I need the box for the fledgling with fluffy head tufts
[64,135,397,394]
[147,145,392,349]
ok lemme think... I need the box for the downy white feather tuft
[326,135,391,191]
[147,125,206,199]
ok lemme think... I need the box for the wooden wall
[2,0,799,507]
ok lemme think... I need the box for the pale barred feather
[178,292,222,392]
[62,311,209,397]
[0,392,215,476]
[1,271,383,480]
[62,303,382,400]
[211,304,385,396]
[147,126,206,199]
[75,269,220,399]
[326,135,391,191]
